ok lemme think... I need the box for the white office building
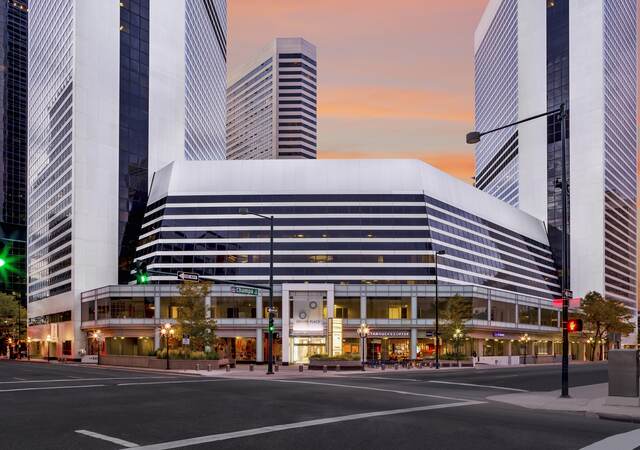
[27,0,227,359]
[473,1,637,329]
[227,38,317,160]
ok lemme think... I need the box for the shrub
[155,348,219,360]
[309,353,360,361]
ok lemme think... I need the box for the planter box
[99,354,234,370]
[308,359,362,370]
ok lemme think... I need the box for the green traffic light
[137,273,149,284]
[0,258,6,268]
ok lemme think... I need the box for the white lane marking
[580,428,640,450]
[75,429,139,448]
[0,376,176,385]
[266,379,476,402]
[126,401,485,450]
[427,380,528,392]
[12,377,26,381]
[361,376,422,382]
[117,379,229,387]
[0,384,105,393]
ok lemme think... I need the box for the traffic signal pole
[267,216,274,375]
[559,104,570,398]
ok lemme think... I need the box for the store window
[540,308,559,327]
[519,304,539,325]
[215,297,256,319]
[367,297,410,319]
[491,301,515,323]
[334,297,360,319]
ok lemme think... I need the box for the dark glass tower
[118,0,150,284]
[0,0,27,304]
[546,0,570,282]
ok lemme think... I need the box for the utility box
[606,349,640,406]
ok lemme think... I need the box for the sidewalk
[489,383,640,422]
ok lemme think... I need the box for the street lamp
[587,336,595,361]
[26,336,31,360]
[520,333,531,365]
[45,334,52,362]
[357,322,370,370]
[453,328,463,366]
[467,104,570,397]
[160,323,175,370]
[91,330,102,366]
[432,249,445,369]
[239,207,275,375]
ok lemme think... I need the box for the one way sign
[178,271,199,282]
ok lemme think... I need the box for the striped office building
[226,38,317,160]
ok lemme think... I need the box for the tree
[0,293,26,340]
[175,282,217,353]
[441,295,472,358]
[579,291,634,361]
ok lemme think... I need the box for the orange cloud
[318,149,475,183]
[318,86,472,122]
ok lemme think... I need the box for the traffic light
[567,319,583,333]
[0,240,22,286]
[133,260,149,285]
[268,313,275,334]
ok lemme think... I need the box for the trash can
[606,349,639,406]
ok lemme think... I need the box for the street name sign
[178,271,199,282]
[231,285,259,296]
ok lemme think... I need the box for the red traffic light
[567,319,583,332]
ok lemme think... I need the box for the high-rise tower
[473,1,637,331]
[227,38,317,160]
[27,0,227,358]
[0,0,28,304]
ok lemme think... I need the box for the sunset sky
[227,0,488,182]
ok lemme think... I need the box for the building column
[507,340,512,365]
[410,295,417,359]
[256,296,263,363]
[281,287,290,364]
[360,294,366,320]
[410,329,417,360]
[256,329,264,363]
[154,295,161,349]
[326,287,334,319]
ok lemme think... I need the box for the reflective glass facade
[546,0,570,274]
[135,193,560,301]
[602,0,637,307]
[27,0,74,303]
[118,0,150,284]
[474,0,518,206]
[0,0,27,302]
[184,0,227,161]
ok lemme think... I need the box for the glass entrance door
[292,337,326,363]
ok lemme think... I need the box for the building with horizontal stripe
[226,37,317,160]
[73,159,571,365]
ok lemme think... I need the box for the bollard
[196,363,200,371]
[394,364,399,370]
[336,364,341,372]
[207,364,212,371]
[299,365,303,373]
[361,363,366,372]
[323,365,328,373]
[275,364,279,372]
[429,361,433,368]
[249,364,254,372]
[381,364,386,371]
[226,364,230,372]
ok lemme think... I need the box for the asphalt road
[0,361,636,450]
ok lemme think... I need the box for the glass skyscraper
[27,0,227,359]
[473,0,637,339]
[0,0,28,303]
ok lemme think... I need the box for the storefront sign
[368,330,410,338]
[292,292,324,333]
[492,332,505,338]
[327,318,343,356]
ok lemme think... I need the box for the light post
[432,249,445,369]
[26,336,31,360]
[357,322,370,370]
[45,334,52,362]
[239,208,275,375]
[160,323,174,370]
[453,328,463,366]
[7,337,12,359]
[467,103,570,397]
[520,333,531,365]
[587,336,595,361]
[91,330,102,365]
